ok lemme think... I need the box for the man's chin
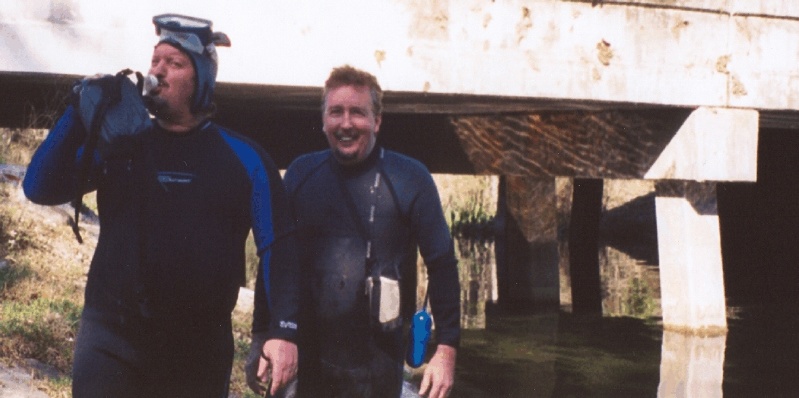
[144,96,167,116]
[333,149,359,164]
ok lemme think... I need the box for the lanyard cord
[331,148,385,263]
[365,169,381,260]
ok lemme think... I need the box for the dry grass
[0,129,47,166]
[0,184,92,397]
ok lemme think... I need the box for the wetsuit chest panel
[293,163,370,311]
[137,127,251,316]
[296,162,410,305]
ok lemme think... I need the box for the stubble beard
[144,95,168,118]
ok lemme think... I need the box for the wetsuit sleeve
[23,105,97,205]
[412,172,461,348]
[249,150,300,342]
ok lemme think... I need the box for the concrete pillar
[645,106,756,333]
[556,178,574,311]
[496,176,560,309]
[569,178,604,315]
[655,181,727,333]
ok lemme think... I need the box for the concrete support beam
[655,181,727,334]
[645,107,759,182]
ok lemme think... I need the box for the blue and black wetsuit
[23,106,299,397]
[281,146,460,397]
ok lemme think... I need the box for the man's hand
[419,344,456,398]
[259,338,298,396]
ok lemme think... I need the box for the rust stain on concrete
[516,6,533,44]
[597,39,613,66]
[402,0,449,41]
[671,19,689,39]
[715,55,731,74]
[731,75,748,97]
[374,50,386,67]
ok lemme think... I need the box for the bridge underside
[5,71,799,167]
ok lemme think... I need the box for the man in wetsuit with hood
[23,14,299,397]
[279,65,460,397]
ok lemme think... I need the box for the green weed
[0,298,81,372]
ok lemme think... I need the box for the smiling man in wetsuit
[279,65,461,398]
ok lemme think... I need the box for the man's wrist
[435,344,457,360]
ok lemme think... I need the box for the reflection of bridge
[3,1,799,339]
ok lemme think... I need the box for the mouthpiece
[143,74,158,96]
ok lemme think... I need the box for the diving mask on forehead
[153,13,231,55]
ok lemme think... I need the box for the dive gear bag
[70,69,152,243]
[72,69,152,159]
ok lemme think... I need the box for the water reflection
[453,238,663,328]
[448,234,734,397]
[451,311,662,397]
[411,175,799,397]
[659,330,725,398]
[456,238,496,329]
[429,175,799,396]
[600,246,661,318]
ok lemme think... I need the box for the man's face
[146,43,196,119]
[322,85,382,165]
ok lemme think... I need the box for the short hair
[322,65,383,116]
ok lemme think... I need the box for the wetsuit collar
[154,119,212,137]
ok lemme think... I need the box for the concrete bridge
[3,0,799,335]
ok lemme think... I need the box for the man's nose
[149,61,165,77]
[341,112,353,129]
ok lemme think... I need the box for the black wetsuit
[281,147,460,397]
[23,106,299,397]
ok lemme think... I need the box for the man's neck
[155,113,205,133]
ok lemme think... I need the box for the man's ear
[374,114,382,135]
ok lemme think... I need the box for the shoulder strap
[71,80,114,243]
